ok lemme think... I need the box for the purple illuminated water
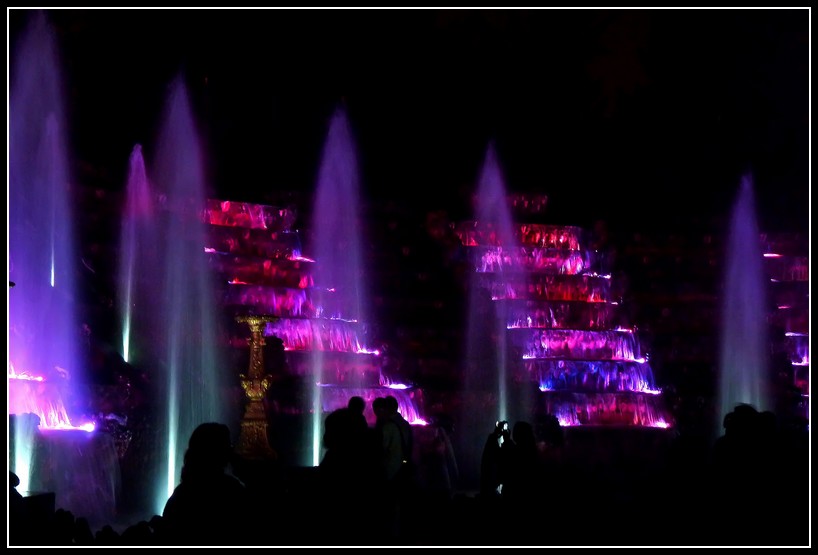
[305,106,367,465]
[117,144,157,366]
[717,174,771,434]
[201,189,425,467]
[463,142,519,425]
[456,143,521,486]
[9,10,115,525]
[9,11,80,411]
[309,106,370,333]
[304,106,423,465]
[454,146,671,488]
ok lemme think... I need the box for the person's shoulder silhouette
[161,422,249,546]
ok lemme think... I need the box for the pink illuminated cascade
[456,216,672,428]
[204,197,425,428]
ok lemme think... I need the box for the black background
[8,8,810,232]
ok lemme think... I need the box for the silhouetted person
[322,407,351,461]
[51,508,79,546]
[120,520,155,546]
[73,517,95,545]
[480,420,512,499]
[160,422,250,546]
[711,404,761,482]
[94,524,121,546]
[384,395,414,495]
[321,396,374,481]
[9,471,30,545]
[347,395,367,426]
[373,395,415,542]
[502,421,540,504]
[346,395,381,482]
[323,397,365,446]
[709,404,781,544]
[317,397,380,544]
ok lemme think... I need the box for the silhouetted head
[181,422,233,480]
[725,404,760,436]
[384,395,399,414]
[373,397,388,420]
[348,396,365,414]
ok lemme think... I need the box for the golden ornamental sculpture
[235,314,277,460]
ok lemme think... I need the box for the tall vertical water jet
[117,144,157,366]
[306,105,371,466]
[458,142,520,486]
[144,75,230,512]
[717,174,771,435]
[9,10,83,490]
[465,142,519,423]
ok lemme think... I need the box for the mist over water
[717,174,771,435]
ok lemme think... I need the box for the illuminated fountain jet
[7,12,100,509]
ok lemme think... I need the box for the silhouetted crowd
[8,400,810,547]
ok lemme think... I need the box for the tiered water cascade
[457,220,670,427]
[457,146,671,431]
[204,107,425,468]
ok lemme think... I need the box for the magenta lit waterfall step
[208,252,315,289]
[221,284,346,319]
[205,223,303,260]
[454,221,588,249]
[478,273,614,302]
[264,317,378,354]
[541,391,670,428]
[204,199,297,232]
[500,299,622,330]
[468,246,600,275]
[513,328,644,361]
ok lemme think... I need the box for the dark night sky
[8,8,811,233]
